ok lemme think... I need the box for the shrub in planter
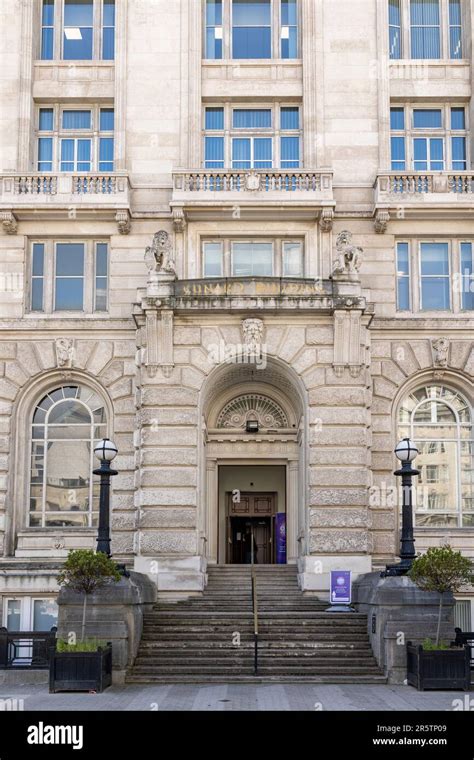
[50,550,120,693]
[407,641,471,691]
[49,642,113,694]
[407,545,473,691]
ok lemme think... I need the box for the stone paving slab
[0,683,471,711]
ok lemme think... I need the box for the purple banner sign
[275,513,286,565]
[330,570,352,605]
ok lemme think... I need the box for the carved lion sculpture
[333,230,363,276]
[145,230,175,274]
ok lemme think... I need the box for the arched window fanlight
[216,393,288,430]
[30,385,107,528]
[398,385,473,528]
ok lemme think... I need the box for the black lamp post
[382,437,419,577]
[93,438,118,557]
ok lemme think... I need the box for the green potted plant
[407,545,473,691]
[50,549,121,693]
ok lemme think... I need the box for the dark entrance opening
[229,516,272,564]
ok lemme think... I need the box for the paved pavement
[0,683,472,711]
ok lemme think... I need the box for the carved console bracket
[374,209,390,234]
[0,211,18,235]
[172,206,187,233]
[319,208,334,232]
[116,210,131,235]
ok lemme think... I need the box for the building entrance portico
[201,358,306,568]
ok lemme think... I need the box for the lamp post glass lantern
[93,438,118,557]
[383,437,420,577]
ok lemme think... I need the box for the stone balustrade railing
[0,172,130,202]
[375,171,474,199]
[173,169,333,194]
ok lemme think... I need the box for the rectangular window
[413,108,442,129]
[391,137,406,170]
[389,0,402,59]
[232,136,272,168]
[203,242,224,277]
[420,242,450,310]
[232,0,272,59]
[390,107,405,131]
[41,0,55,60]
[6,600,21,631]
[451,107,465,131]
[413,137,444,170]
[204,104,301,169]
[30,240,109,314]
[39,108,54,131]
[206,0,223,59]
[205,136,225,168]
[232,242,273,276]
[233,109,272,129]
[452,136,466,170]
[460,243,474,310]
[62,110,92,130]
[99,107,114,171]
[281,0,298,58]
[391,104,468,172]
[38,138,53,172]
[95,243,108,311]
[31,244,45,312]
[54,243,85,310]
[37,105,114,172]
[33,600,58,632]
[282,241,303,276]
[102,0,115,60]
[390,108,406,170]
[454,600,472,631]
[63,0,94,60]
[281,136,299,168]
[202,237,304,278]
[280,106,299,130]
[205,107,224,130]
[396,242,410,310]
[60,138,91,171]
[449,0,462,59]
[410,0,441,59]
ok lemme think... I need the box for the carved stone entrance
[198,356,308,573]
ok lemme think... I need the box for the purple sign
[330,570,352,605]
[275,513,286,565]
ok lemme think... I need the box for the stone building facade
[0,0,472,632]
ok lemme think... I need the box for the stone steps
[126,565,384,684]
[127,674,387,684]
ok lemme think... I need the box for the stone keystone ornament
[145,230,176,275]
[432,337,450,367]
[332,230,363,276]
[242,318,265,354]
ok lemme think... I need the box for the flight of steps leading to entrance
[126,565,386,684]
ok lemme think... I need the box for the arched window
[29,385,107,528]
[398,385,473,527]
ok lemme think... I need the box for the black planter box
[407,642,471,691]
[49,645,112,693]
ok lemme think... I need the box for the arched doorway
[199,357,308,565]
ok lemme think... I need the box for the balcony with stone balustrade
[374,171,474,225]
[0,172,131,234]
[171,168,335,223]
